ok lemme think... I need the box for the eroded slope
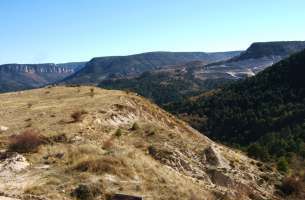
[0,87,280,200]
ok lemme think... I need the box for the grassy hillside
[0,86,281,200]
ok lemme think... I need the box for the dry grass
[133,139,147,149]
[66,145,134,178]
[57,142,134,178]
[72,156,125,175]
[66,144,104,164]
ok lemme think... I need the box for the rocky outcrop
[0,64,74,73]
[0,62,86,93]
[201,145,229,168]
[237,41,305,60]
[0,153,29,175]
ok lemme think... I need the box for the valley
[0,42,305,200]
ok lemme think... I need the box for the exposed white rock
[0,153,30,175]
[70,135,83,143]
[0,196,20,200]
[0,126,8,132]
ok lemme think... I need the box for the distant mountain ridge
[97,41,305,106]
[0,62,86,92]
[61,51,242,84]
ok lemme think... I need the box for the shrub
[71,184,101,200]
[279,176,305,197]
[114,129,122,137]
[131,122,140,131]
[277,157,289,173]
[89,88,95,97]
[148,145,157,156]
[71,110,88,122]
[8,130,43,153]
[247,143,269,161]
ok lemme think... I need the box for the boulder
[201,146,229,168]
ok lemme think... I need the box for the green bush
[277,157,289,173]
[131,122,140,131]
[247,143,269,161]
[115,129,122,137]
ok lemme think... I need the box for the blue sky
[0,0,305,64]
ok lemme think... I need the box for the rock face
[0,64,73,73]
[0,86,281,200]
[203,41,305,80]
[237,41,305,60]
[0,62,86,93]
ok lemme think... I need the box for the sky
[0,0,305,64]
